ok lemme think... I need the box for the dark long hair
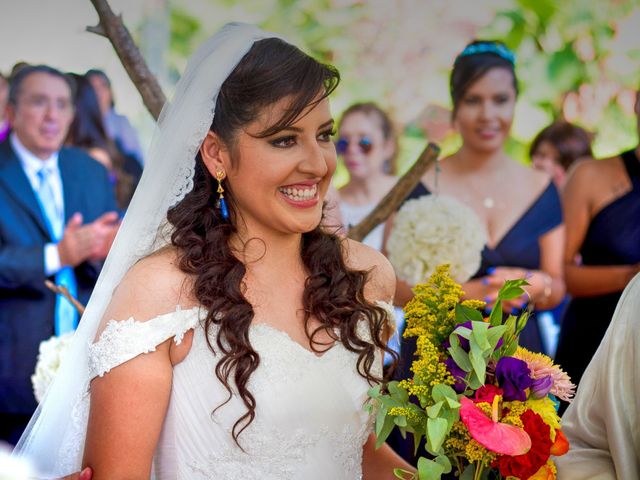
[66,73,138,209]
[529,121,593,170]
[166,38,395,447]
[450,40,518,117]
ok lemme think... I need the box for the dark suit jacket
[0,140,117,414]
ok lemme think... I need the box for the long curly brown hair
[167,38,396,447]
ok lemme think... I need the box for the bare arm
[563,162,640,296]
[82,249,194,479]
[83,339,172,479]
[362,433,416,479]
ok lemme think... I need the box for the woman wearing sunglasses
[336,102,399,250]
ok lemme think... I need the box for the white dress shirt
[10,133,64,276]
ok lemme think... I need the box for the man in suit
[0,65,119,444]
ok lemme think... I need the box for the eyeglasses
[18,95,74,116]
[335,136,373,155]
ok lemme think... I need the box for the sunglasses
[335,136,373,155]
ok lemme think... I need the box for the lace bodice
[82,304,393,479]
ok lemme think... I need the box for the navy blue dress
[401,181,562,352]
[555,149,640,386]
[387,180,562,465]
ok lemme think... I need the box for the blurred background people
[66,73,142,211]
[528,120,593,356]
[0,65,118,444]
[85,68,144,166]
[336,102,399,250]
[554,89,640,388]
[0,72,9,142]
[530,120,593,189]
[335,102,404,365]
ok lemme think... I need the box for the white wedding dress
[84,303,392,479]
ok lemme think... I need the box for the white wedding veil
[13,22,281,477]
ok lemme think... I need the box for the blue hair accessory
[457,42,516,65]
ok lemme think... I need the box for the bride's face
[215,96,337,237]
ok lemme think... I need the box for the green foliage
[169,7,201,56]
[158,0,639,168]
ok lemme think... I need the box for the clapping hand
[58,212,120,267]
[87,211,120,261]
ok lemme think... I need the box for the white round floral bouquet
[31,332,75,403]
[387,194,487,285]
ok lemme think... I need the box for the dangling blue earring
[215,170,229,220]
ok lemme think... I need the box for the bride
[13,23,413,479]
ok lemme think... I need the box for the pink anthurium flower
[459,396,532,456]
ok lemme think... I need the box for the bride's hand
[61,467,92,480]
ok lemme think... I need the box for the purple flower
[445,357,467,393]
[530,375,554,399]
[495,357,533,401]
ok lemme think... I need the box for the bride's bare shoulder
[104,246,197,322]
[341,238,396,303]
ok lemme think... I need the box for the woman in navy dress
[389,40,566,352]
[385,41,566,464]
[554,91,640,387]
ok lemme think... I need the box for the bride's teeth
[280,185,317,201]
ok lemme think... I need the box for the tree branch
[87,0,166,120]
[347,142,440,241]
[44,280,86,315]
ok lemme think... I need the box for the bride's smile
[200,95,336,237]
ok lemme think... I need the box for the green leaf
[441,407,460,429]
[459,464,476,480]
[455,304,483,324]
[417,456,446,480]
[499,287,525,300]
[432,384,458,403]
[394,468,416,480]
[375,413,396,448]
[434,454,452,474]
[427,400,443,418]
[375,403,388,438]
[447,334,472,372]
[504,315,516,337]
[448,344,472,373]
[515,311,530,336]
[452,326,472,340]
[444,396,460,410]
[394,415,408,427]
[388,381,410,403]
[368,384,382,400]
[486,325,506,350]
[469,343,487,385]
[427,417,448,454]
[470,321,490,351]
[489,302,503,327]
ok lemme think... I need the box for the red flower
[473,384,504,404]
[493,410,553,479]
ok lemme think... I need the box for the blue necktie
[36,167,79,335]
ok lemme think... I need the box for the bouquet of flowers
[386,195,487,285]
[31,332,74,403]
[370,265,575,480]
